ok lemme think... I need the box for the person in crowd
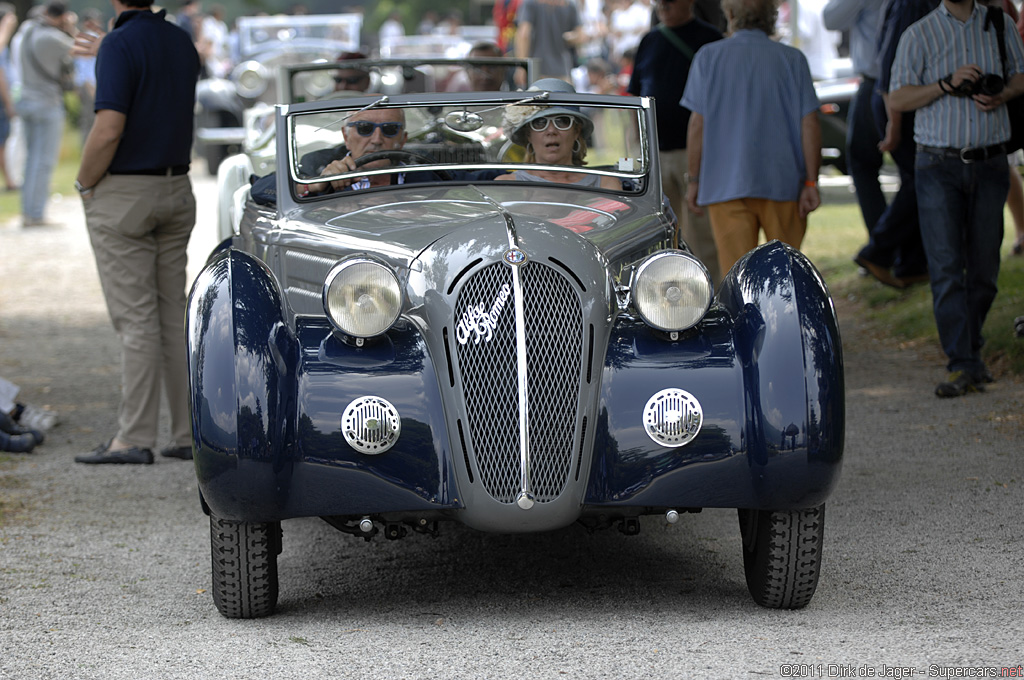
[497,78,620,188]
[856,0,936,288]
[73,8,102,148]
[379,10,404,46]
[199,4,230,79]
[628,0,723,281]
[823,0,886,240]
[17,1,73,227]
[681,0,821,277]
[333,50,371,93]
[608,0,652,63]
[73,0,201,463]
[447,41,510,92]
[788,0,842,79]
[889,0,1024,397]
[0,4,18,192]
[513,0,583,86]
[176,0,199,40]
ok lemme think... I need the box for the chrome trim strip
[484,187,534,510]
[510,261,533,510]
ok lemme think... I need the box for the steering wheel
[353,150,453,181]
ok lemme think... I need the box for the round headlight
[632,252,713,332]
[323,260,402,338]
[233,61,269,99]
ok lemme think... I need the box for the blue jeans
[861,100,927,277]
[16,98,65,221]
[847,77,886,233]
[915,149,1007,375]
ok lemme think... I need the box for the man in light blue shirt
[890,0,1024,396]
[681,0,821,276]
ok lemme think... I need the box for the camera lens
[975,73,1005,96]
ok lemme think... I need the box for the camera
[949,73,1005,97]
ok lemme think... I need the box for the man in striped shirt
[890,0,1024,397]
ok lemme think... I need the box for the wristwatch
[74,180,94,195]
[684,172,698,184]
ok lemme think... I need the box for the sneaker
[12,402,59,431]
[159,445,193,460]
[1,430,36,453]
[75,444,153,464]
[0,411,44,445]
[935,370,982,398]
[972,367,996,385]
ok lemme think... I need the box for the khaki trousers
[706,198,806,277]
[660,148,721,284]
[85,174,196,450]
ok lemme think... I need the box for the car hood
[282,182,663,268]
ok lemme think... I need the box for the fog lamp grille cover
[643,389,703,447]
[342,396,401,455]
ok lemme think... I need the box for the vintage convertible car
[187,87,845,619]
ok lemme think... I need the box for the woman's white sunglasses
[529,115,575,132]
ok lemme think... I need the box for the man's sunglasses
[334,74,369,85]
[346,121,405,137]
[529,115,575,132]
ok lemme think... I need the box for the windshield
[286,96,649,193]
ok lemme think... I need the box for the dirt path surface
[1,180,1022,679]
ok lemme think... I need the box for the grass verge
[804,201,1024,377]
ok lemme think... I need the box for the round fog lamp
[323,259,402,338]
[633,252,712,331]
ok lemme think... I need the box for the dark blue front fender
[587,241,844,510]
[187,249,461,522]
[187,249,297,519]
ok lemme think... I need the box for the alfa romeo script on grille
[455,282,511,345]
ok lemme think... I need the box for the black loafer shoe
[75,445,154,464]
[159,445,193,460]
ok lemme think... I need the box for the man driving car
[298,108,409,194]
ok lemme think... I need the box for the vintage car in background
[813,58,859,175]
[194,13,362,174]
[187,87,846,619]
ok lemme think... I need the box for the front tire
[210,515,282,618]
[738,505,825,609]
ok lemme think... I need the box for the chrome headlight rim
[233,60,270,99]
[322,258,403,339]
[631,250,713,332]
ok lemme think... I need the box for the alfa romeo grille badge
[503,248,527,265]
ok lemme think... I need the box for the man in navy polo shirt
[74,0,201,464]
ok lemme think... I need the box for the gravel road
[1,177,1022,679]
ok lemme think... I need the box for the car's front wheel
[738,505,824,609]
[210,514,282,618]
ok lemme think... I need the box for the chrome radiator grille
[454,262,583,503]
